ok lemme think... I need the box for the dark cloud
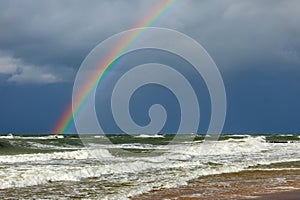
[0,0,300,133]
[0,0,145,70]
[1,0,299,77]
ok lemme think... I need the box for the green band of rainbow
[53,0,179,134]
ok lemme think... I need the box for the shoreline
[131,169,300,200]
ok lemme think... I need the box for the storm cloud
[0,0,300,133]
[0,0,299,82]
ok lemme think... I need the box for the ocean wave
[167,135,269,156]
[0,148,113,164]
[0,134,299,198]
[224,134,251,138]
[277,134,295,137]
[0,159,162,190]
[134,134,165,138]
[0,134,14,139]
[0,134,64,140]
[94,135,105,138]
[1,156,299,195]
[15,135,64,140]
[26,141,80,150]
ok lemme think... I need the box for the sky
[0,0,300,134]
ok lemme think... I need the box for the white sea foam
[0,135,299,199]
[278,134,294,137]
[0,134,14,139]
[93,135,105,138]
[167,136,269,156]
[225,134,251,138]
[14,135,64,140]
[134,134,165,138]
[249,167,300,171]
[0,148,113,164]
[0,134,64,140]
[0,152,243,191]
[26,141,80,150]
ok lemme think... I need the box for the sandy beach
[131,169,300,200]
[256,190,300,200]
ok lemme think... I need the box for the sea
[0,134,299,199]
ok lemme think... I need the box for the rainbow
[53,0,179,134]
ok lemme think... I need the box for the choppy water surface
[0,134,299,199]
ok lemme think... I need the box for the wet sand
[131,169,300,200]
[256,190,300,200]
